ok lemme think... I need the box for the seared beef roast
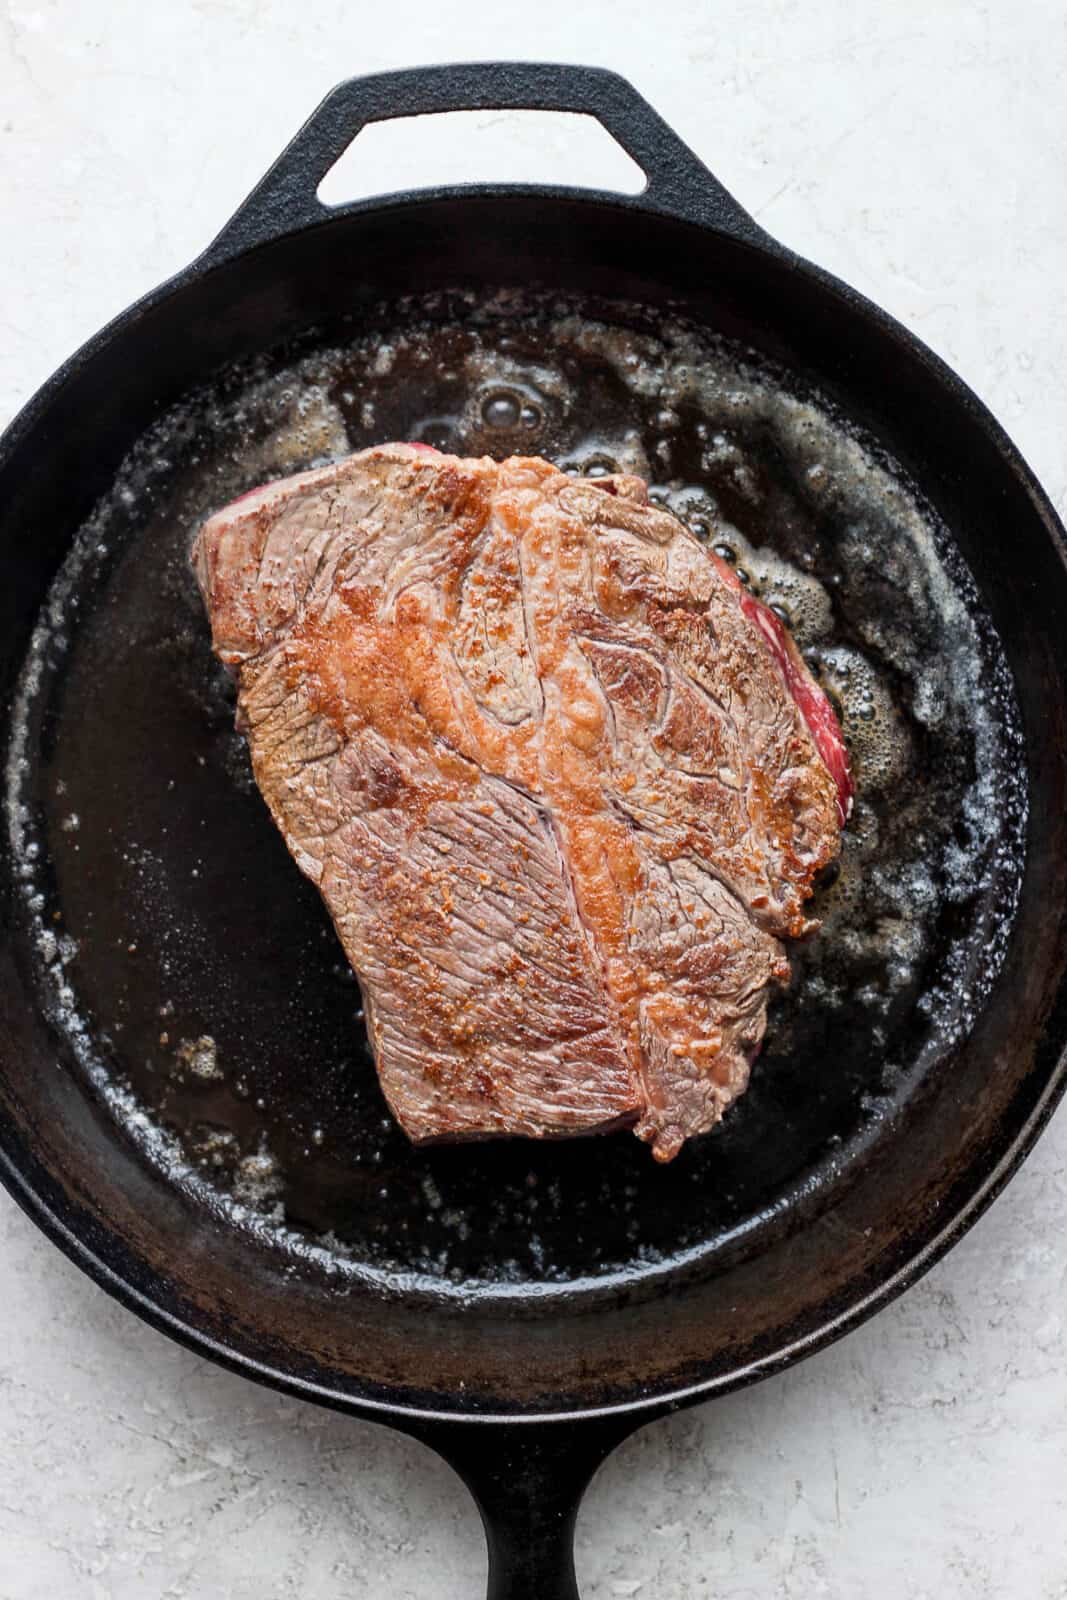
[194,445,851,1161]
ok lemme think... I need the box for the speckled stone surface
[2,3,1066,1596]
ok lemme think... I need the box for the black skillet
[2,63,1067,1598]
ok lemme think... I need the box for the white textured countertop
[2,4,1066,1596]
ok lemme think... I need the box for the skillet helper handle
[201,62,765,267]
[410,1416,636,1599]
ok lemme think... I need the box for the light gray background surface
[2,3,1066,1595]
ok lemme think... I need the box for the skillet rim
[1,188,1066,1426]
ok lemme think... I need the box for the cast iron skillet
[2,63,1067,1598]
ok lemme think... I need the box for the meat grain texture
[194,445,850,1161]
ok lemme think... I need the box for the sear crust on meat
[194,445,849,1161]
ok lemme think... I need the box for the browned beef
[193,445,848,1161]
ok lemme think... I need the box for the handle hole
[317,109,646,206]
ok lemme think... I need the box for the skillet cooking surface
[5,290,1026,1305]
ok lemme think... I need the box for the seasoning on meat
[193,445,850,1161]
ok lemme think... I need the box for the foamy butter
[818,645,911,793]
[567,316,1023,1038]
[2,288,1027,1286]
[217,377,350,480]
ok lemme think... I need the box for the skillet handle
[408,1415,637,1599]
[200,62,765,267]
